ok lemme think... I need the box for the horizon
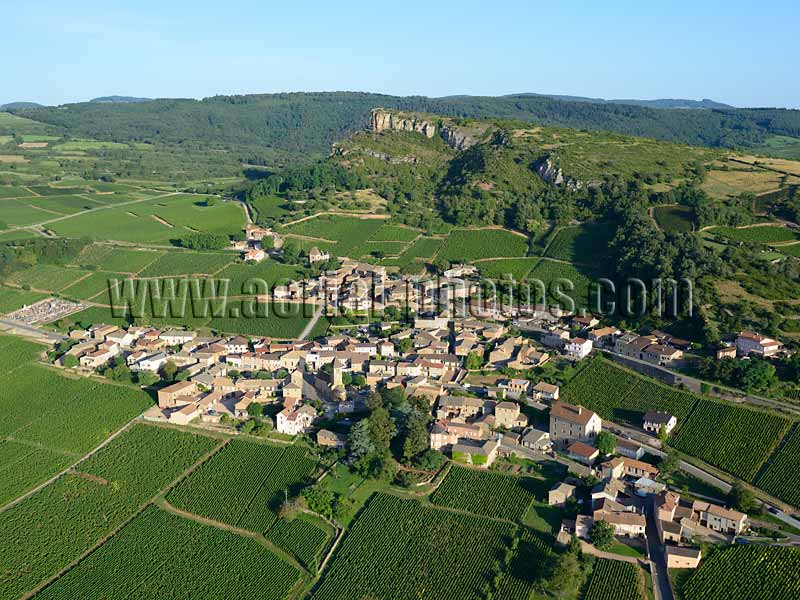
[4,0,799,109]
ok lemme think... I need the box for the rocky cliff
[439,124,478,151]
[370,109,436,138]
[535,157,583,191]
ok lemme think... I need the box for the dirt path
[281,211,390,227]
[299,305,325,340]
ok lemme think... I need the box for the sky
[3,0,799,108]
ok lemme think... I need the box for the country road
[0,318,65,343]
[299,305,325,340]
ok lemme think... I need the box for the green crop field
[561,358,698,427]
[168,440,318,533]
[478,257,539,280]
[7,263,89,292]
[35,506,302,600]
[214,261,307,294]
[671,399,793,481]
[710,225,800,244]
[0,285,47,314]
[653,205,695,232]
[137,250,235,277]
[754,426,800,506]
[0,199,57,226]
[526,259,598,309]
[61,271,123,300]
[71,244,163,273]
[584,559,643,600]
[282,215,386,257]
[544,222,615,263]
[682,546,800,600]
[0,424,217,600]
[313,493,517,600]
[368,224,421,242]
[437,228,528,261]
[267,515,331,570]
[0,440,72,506]
[48,194,245,243]
[430,466,536,520]
[0,185,35,198]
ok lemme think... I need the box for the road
[641,496,673,600]
[298,305,325,340]
[0,318,65,343]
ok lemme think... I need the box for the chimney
[578,406,582,415]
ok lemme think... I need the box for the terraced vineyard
[266,516,331,570]
[682,546,800,600]
[313,493,516,600]
[430,465,536,520]
[754,425,800,506]
[0,424,217,600]
[584,559,643,600]
[168,440,318,533]
[36,507,302,600]
[671,399,792,481]
[561,358,697,426]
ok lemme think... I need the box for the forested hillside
[10,92,800,161]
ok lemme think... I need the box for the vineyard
[561,358,697,426]
[0,440,72,505]
[583,559,643,600]
[544,222,615,263]
[682,546,800,600]
[671,399,792,481]
[168,440,318,533]
[710,225,800,244]
[36,507,302,600]
[0,425,216,600]
[437,228,529,261]
[430,465,537,520]
[313,493,517,600]
[754,425,800,506]
[266,516,332,570]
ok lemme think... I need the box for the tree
[402,411,430,464]
[547,550,582,598]
[248,403,265,418]
[347,419,374,461]
[658,423,670,443]
[62,354,78,368]
[160,360,178,381]
[368,407,395,452]
[659,449,680,478]
[728,480,757,513]
[397,337,413,355]
[589,520,615,550]
[464,351,483,370]
[596,431,616,455]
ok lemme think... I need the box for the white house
[131,352,169,372]
[735,331,782,357]
[160,330,197,346]
[643,411,677,435]
[276,404,316,435]
[565,337,593,359]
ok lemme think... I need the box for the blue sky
[3,0,799,108]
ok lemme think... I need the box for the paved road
[299,305,325,340]
[0,318,65,343]
[641,496,673,600]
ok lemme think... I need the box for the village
[48,230,799,587]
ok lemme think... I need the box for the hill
[9,92,800,163]
[517,93,733,109]
[89,95,152,103]
[0,102,44,110]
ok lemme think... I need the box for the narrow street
[641,496,673,600]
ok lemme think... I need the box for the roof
[706,503,747,521]
[550,401,598,426]
[550,482,576,494]
[643,411,675,424]
[602,511,646,527]
[666,546,702,558]
[533,381,559,394]
[522,428,549,443]
[495,401,519,411]
[567,441,599,458]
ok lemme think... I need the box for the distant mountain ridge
[89,96,152,103]
[518,93,734,110]
[0,101,44,111]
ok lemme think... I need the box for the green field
[282,215,386,257]
[584,559,643,600]
[562,358,698,426]
[368,224,421,242]
[437,228,528,261]
[544,222,615,263]
[431,465,537,520]
[35,506,303,600]
[266,515,332,570]
[0,424,218,600]
[710,225,800,244]
[682,545,800,600]
[653,205,695,232]
[137,250,235,277]
[7,263,90,292]
[313,493,517,600]
[168,440,318,533]
[0,285,47,314]
[756,426,800,506]
[671,399,793,481]
[72,244,164,273]
[48,194,245,243]
[478,257,539,280]
[526,258,598,309]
